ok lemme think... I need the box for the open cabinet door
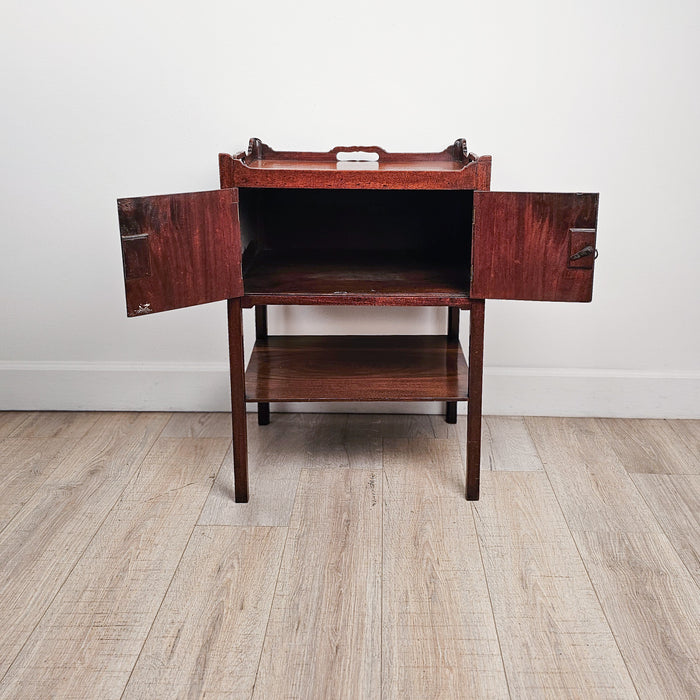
[471,192,598,302]
[117,189,242,317]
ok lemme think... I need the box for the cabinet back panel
[240,189,472,261]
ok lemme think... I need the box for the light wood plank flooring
[0,412,698,699]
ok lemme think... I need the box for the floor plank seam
[0,412,173,691]
[470,504,512,699]
[379,448,385,700]
[626,474,700,593]
[2,414,697,698]
[249,467,300,698]
[118,431,231,700]
[2,412,32,437]
[525,419,643,699]
[542,476,642,700]
[0,437,73,540]
[208,437,234,487]
[380,434,389,699]
[664,418,699,468]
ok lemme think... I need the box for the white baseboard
[0,361,698,418]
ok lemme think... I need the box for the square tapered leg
[466,300,484,500]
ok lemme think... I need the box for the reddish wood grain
[466,300,485,500]
[220,139,491,190]
[118,189,243,316]
[475,155,492,192]
[230,162,489,190]
[244,251,469,298]
[247,137,478,163]
[245,336,469,402]
[241,294,472,308]
[218,151,236,188]
[228,298,249,502]
[471,192,599,302]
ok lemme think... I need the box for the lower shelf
[245,335,469,402]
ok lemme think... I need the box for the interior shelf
[245,335,469,402]
[244,250,470,302]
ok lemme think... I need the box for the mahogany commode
[117,138,599,501]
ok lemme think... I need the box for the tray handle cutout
[332,145,387,161]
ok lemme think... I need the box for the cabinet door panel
[117,189,242,316]
[471,192,598,302]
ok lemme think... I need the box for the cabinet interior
[239,188,473,298]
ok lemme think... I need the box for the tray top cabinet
[115,138,600,502]
[117,138,599,315]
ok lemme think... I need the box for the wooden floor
[0,412,698,699]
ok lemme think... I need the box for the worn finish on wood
[123,526,285,699]
[632,474,700,585]
[471,191,599,301]
[466,300,485,499]
[0,412,169,678]
[597,418,700,474]
[0,438,74,532]
[244,251,470,300]
[118,189,243,316]
[227,298,248,502]
[253,469,381,700]
[474,472,639,699]
[382,438,509,698]
[526,417,662,533]
[0,436,228,699]
[243,292,472,307]
[575,531,700,700]
[246,335,469,402]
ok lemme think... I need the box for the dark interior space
[239,188,473,296]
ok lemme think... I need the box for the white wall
[1,0,698,416]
